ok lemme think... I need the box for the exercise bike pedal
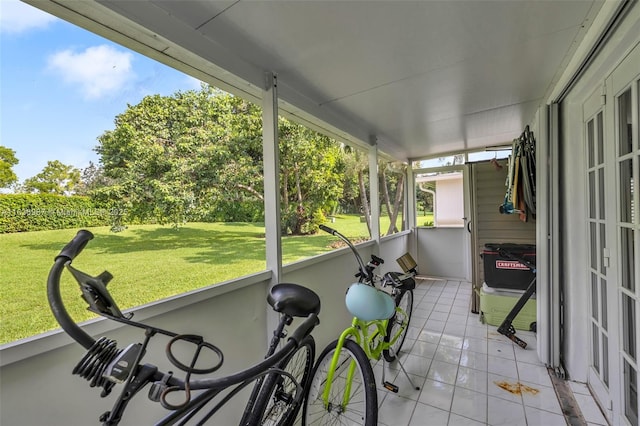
[383,381,399,393]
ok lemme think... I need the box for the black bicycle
[47,230,320,425]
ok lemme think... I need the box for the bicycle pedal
[383,381,399,393]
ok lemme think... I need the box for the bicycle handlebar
[319,224,383,284]
[319,224,337,235]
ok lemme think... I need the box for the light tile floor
[372,278,609,426]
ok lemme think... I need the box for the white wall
[416,227,467,279]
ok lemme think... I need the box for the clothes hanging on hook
[499,126,536,221]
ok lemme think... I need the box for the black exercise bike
[47,230,320,425]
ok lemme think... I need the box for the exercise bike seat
[268,283,321,317]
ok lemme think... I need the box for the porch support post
[262,72,282,282]
[406,165,416,231]
[406,165,418,255]
[368,139,380,242]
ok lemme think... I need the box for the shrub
[0,194,111,233]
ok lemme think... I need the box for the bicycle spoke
[384,289,413,362]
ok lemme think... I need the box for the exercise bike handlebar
[48,230,96,350]
[56,229,94,262]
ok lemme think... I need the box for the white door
[606,41,640,426]
[583,86,615,421]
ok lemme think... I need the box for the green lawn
[1,214,390,344]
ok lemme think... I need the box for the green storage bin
[480,284,536,331]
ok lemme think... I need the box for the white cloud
[0,0,58,34]
[47,45,135,99]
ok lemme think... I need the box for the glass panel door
[608,41,640,424]
[616,81,639,426]
[585,103,611,407]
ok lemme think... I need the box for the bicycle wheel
[303,339,377,426]
[383,289,413,362]
[252,335,315,426]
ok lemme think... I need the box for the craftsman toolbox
[482,243,536,290]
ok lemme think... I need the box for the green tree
[22,160,81,195]
[0,145,19,189]
[416,181,434,215]
[338,147,363,215]
[95,87,264,226]
[380,161,405,236]
[338,148,371,235]
[94,85,345,233]
[75,162,114,196]
[279,119,344,234]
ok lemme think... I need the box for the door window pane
[621,228,636,292]
[589,171,596,219]
[625,360,638,425]
[415,170,464,228]
[622,293,636,360]
[599,169,605,220]
[590,223,597,269]
[591,273,599,321]
[600,223,606,273]
[597,112,604,165]
[603,333,609,386]
[588,119,595,167]
[592,323,600,372]
[619,89,633,156]
[620,159,634,223]
[601,277,608,330]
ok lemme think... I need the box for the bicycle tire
[251,335,315,426]
[383,289,413,362]
[303,339,377,426]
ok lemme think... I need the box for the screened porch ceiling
[27,0,606,161]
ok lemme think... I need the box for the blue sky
[1,0,201,186]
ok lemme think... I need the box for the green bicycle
[303,225,418,425]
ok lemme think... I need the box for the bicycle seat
[268,283,321,317]
[345,283,395,321]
